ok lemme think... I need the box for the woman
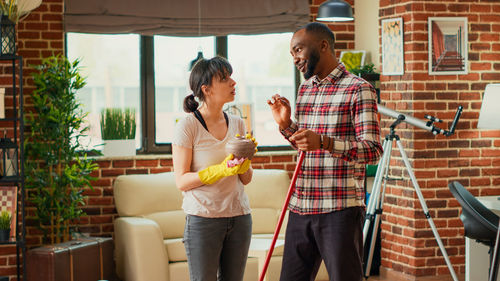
[172,56,254,281]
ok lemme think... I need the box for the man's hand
[267,94,292,130]
[289,129,321,151]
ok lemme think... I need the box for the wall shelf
[0,55,25,281]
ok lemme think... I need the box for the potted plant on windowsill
[100,108,136,157]
[0,210,11,241]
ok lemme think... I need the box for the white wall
[354,0,380,70]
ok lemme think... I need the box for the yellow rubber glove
[237,159,251,174]
[198,154,243,185]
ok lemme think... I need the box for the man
[267,22,383,281]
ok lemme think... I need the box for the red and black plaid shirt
[281,64,383,214]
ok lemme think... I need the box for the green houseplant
[351,63,380,89]
[0,210,11,241]
[100,108,137,157]
[25,55,98,244]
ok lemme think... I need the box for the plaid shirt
[281,64,383,215]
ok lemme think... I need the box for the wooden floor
[365,271,465,281]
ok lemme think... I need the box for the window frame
[66,34,299,154]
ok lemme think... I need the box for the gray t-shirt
[173,113,251,218]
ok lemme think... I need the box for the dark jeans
[184,214,252,281]
[279,207,365,281]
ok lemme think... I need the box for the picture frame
[381,17,404,75]
[339,50,366,72]
[428,17,468,75]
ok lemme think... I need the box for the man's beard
[303,49,320,80]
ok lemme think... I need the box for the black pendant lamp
[316,0,354,22]
[189,0,204,70]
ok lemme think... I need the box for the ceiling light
[316,0,354,22]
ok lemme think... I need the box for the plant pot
[0,228,10,241]
[102,139,136,157]
[360,73,380,82]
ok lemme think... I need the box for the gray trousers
[184,214,252,281]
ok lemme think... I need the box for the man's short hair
[297,22,335,53]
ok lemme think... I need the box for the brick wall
[2,0,499,280]
[378,0,500,278]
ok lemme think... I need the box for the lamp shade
[316,0,353,22]
[189,51,204,71]
[477,83,500,129]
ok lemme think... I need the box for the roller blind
[64,0,309,36]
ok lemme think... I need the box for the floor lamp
[477,83,500,281]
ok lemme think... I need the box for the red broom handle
[258,151,305,281]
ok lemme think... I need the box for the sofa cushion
[251,208,279,234]
[163,236,286,263]
[245,169,290,210]
[144,210,186,239]
[114,172,182,217]
[164,238,187,262]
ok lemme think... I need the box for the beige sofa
[113,169,328,281]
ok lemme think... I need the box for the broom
[258,151,305,281]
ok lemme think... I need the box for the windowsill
[89,150,298,161]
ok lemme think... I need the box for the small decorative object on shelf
[0,88,4,118]
[0,210,11,241]
[0,15,15,56]
[0,132,17,178]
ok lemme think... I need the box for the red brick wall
[378,0,500,278]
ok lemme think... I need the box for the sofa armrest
[115,217,169,281]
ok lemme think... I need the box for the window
[66,32,296,153]
[154,36,215,144]
[228,33,294,146]
[66,33,141,149]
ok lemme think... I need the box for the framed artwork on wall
[428,17,468,75]
[381,17,404,75]
[339,50,366,72]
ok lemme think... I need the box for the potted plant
[0,210,11,241]
[100,108,137,157]
[25,55,98,244]
[350,63,380,88]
